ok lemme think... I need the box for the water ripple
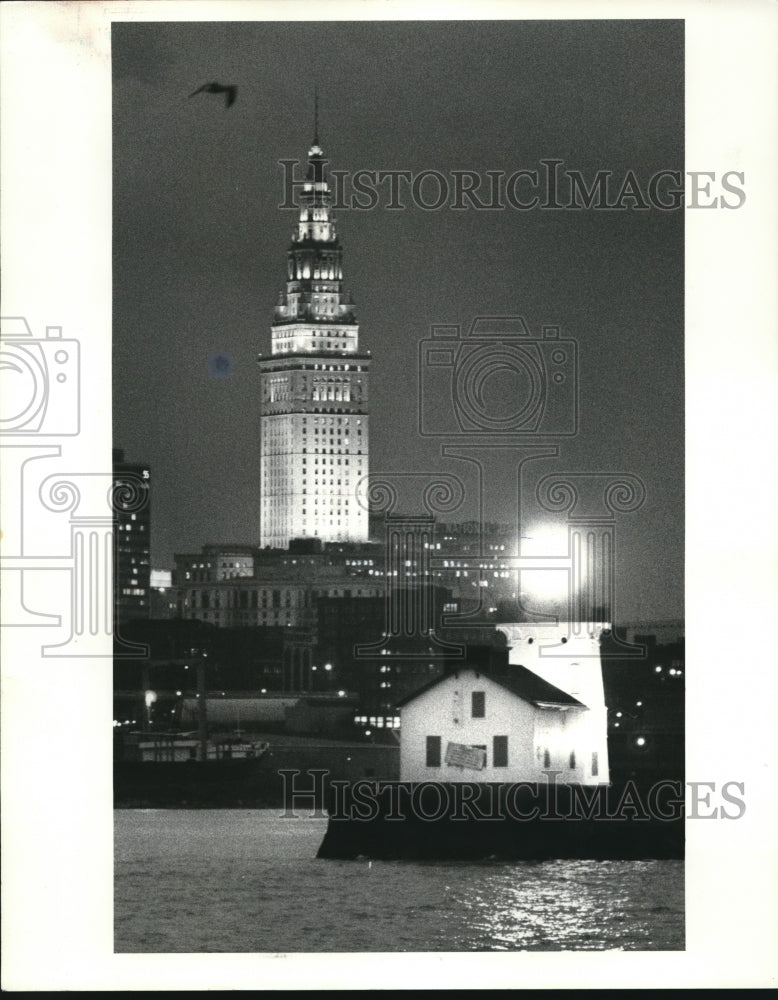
[115,810,683,952]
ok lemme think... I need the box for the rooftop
[395,665,585,710]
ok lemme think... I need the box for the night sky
[112,19,684,621]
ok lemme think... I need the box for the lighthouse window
[425,735,441,768]
[591,752,599,777]
[471,691,485,718]
[493,735,508,767]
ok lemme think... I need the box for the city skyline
[113,20,684,621]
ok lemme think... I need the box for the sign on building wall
[445,742,486,770]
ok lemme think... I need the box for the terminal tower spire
[258,118,371,549]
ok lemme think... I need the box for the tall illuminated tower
[259,125,370,549]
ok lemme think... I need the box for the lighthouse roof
[395,665,586,710]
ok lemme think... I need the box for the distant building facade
[113,448,151,626]
[173,544,260,584]
[149,568,175,620]
[170,543,384,628]
[316,588,462,728]
[173,575,383,630]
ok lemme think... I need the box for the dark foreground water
[115,810,684,952]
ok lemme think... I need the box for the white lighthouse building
[495,621,610,784]
[398,622,610,785]
[259,128,370,549]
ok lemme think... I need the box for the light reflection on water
[115,810,683,953]
[446,860,681,951]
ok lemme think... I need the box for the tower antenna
[313,86,319,145]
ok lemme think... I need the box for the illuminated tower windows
[259,130,370,549]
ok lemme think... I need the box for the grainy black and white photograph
[111,17,687,953]
[1,0,777,991]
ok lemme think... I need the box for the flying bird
[189,82,238,108]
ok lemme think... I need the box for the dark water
[115,810,684,952]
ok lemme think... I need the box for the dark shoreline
[315,781,685,861]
